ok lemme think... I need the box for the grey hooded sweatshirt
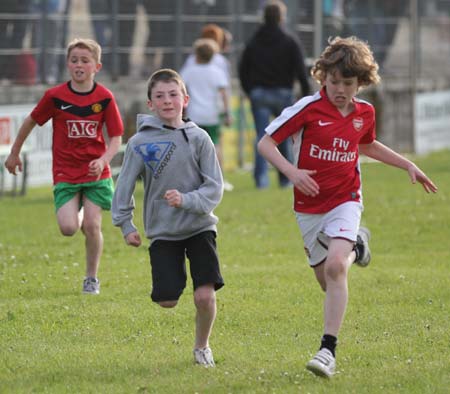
[112,114,224,242]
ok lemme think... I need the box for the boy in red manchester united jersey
[5,38,124,295]
[258,36,437,378]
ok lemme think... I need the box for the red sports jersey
[266,87,376,214]
[31,81,124,184]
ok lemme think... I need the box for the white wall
[0,104,53,190]
[415,90,450,154]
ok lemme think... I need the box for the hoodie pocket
[149,199,213,238]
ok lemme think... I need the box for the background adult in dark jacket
[239,0,311,189]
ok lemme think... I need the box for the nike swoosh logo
[61,105,73,110]
[339,228,351,232]
[318,120,333,126]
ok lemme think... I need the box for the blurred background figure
[31,0,71,84]
[90,0,138,77]
[180,23,234,189]
[238,0,311,189]
[180,23,231,85]
[89,0,112,75]
[117,1,138,76]
[141,1,175,73]
[181,38,233,191]
[0,1,33,83]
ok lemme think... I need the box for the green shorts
[53,178,114,212]
[200,124,221,145]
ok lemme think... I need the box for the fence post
[111,0,119,81]
[410,0,419,153]
[174,0,183,70]
[313,0,323,58]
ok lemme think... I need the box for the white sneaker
[193,347,215,367]
[82,277,100,295]
[306,348,336,378]
[354,226,371,267]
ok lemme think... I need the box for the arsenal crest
[353,117,363,131]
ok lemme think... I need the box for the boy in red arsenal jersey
[258,36,437,378]
[5,38,124,295]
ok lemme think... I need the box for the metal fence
[1,0,450,84]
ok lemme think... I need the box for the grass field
[1,149,449,393]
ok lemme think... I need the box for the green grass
[1,150,449,393]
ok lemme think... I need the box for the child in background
[180,23,231,87]
[180,38,232,190]
[4,38,124,295]
[258,36,437,377]
[112,69,224,367]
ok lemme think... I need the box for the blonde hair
[66,38,102,64]
[311,36,380,87]
[194,38,219,64]
[147,68,187,100]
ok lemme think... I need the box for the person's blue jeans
[249,87,294,188]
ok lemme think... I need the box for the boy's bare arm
[4,115,36,175]
[101,135,122,164]
[359,141,438,193]
[88,135,122,178]
[258,134,319,196]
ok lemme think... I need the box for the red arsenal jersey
[31,81,124,184]
[266,87,376,214]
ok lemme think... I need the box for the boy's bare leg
[307,238,356,376]
[56,194,82,236]
[81,198,103,278]
[314,239,355,336]
[194,284,217,349]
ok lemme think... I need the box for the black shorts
[148,231,224,302]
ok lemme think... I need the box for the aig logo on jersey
[352,117,364,131]
[67,120,99,138]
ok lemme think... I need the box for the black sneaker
[354,227,371,267]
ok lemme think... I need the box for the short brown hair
[200,24,225,49]
[194,38,219,64]
[147,68,187,100]
[66,38,102,63]
[311,36,380,87]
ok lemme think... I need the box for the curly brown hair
[311,36,380,87]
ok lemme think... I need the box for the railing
[1,0,449,86]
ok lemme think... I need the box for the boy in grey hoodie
[112,69,224,367]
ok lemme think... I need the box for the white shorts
[295,201,363,267]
